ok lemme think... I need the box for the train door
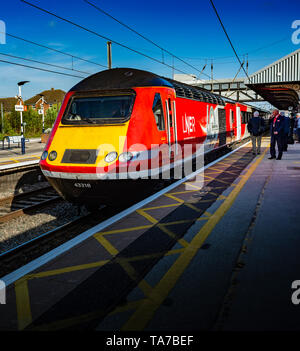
[218,107,226,147]
[236,106,241,140]
[165,96,178,156]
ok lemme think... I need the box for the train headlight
[48,151,57,161]
[119,152,133,162]
[104,151,118,163]
[41,151,48,160]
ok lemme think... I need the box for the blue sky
[0,0,299,99]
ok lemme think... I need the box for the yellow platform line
[136,209,158,224]
[183,183,202,190]
[123,248,185,264]
[184,203,203,212]
[15,278,32,330]
[95,224,153,236]
[28,248,185,281]
[95,235,119,256]
[25,248,187,330]
[216,161,243,168]
[204,175,236,186]
[0,154,40,162]
[210,168,241,176]
[140,203,180,211]
[159,219,191,226]
[122,148,267,331]
[95,234,153,297]
[164,193,184,203]
[136,209,190,247]
[157,224,189,248]
[171,189,200,195]
[28,259,110,280]
[137,207,189,248]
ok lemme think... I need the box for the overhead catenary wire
[1,31,107,69]
[0,51,91,75]
[83,0,218,82]
[21,0,220,81]
[0,58,85,78]
[181,36,289,61]
[209,0,250,80]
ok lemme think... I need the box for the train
[39,68,269,207]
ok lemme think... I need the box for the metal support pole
[41,95,45,133]
[20,112,24,138]
[107,41,112,69]
[211,60,214,92]
[17,81,29,155]
[18,85,24,137]
[18,85,25,154]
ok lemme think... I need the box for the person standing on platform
[283,112,291,152]
[247,111,265,155]
[296,114,300,143]
[269,109,285,160]
[288,113,295,145]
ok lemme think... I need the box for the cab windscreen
[62,94,135,124]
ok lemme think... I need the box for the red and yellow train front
[39,87,177,205]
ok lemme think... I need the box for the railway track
[0,186,61,223]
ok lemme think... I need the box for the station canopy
[246,49,300,110]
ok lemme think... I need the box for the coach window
[152,93,165,131]
[241,111,247,124]
[230,110,234,128]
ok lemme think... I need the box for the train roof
[70,68,224,105]
[70,68,173,91]
[69,68,269,112]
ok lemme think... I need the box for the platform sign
[15,105,24,112]
[15,105,27,112]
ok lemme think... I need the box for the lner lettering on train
[182,114,196,134]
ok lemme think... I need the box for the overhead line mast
[84,0,218,82]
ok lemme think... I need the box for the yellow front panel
[48,122,130,167]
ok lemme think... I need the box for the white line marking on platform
[0,159,39,171]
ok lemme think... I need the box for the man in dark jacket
[269,110,285,160]
[283,112,290,152]
[247,111,265,155]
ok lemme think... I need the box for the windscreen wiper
[80,116,96,124]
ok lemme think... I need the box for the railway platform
[0,136,300,331]
[0,138,44,170]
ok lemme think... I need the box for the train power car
[39,68,266,206]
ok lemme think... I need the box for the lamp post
[17,81,29,154]
[39,94,45,133]
[17,81,29,137]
